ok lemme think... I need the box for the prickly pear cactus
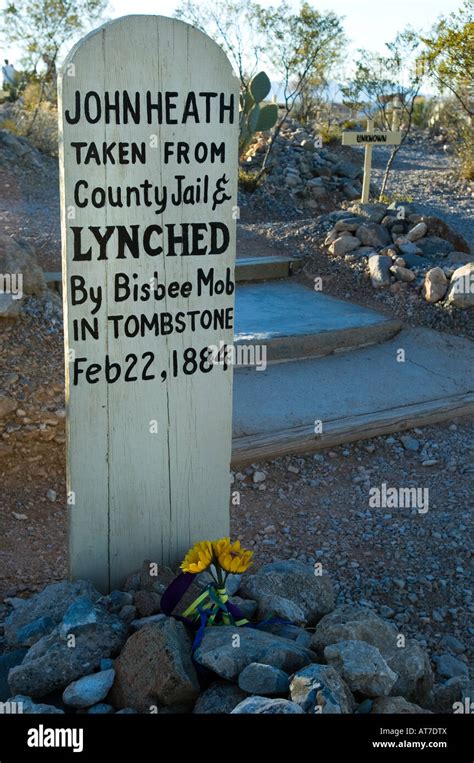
[239,71,278,153]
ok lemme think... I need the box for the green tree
[422,0,473,119]
[1,0,109,73]
[174,0,263,89]
[342,30,425,199]
[1,0,108,134]
[255,1,345,173]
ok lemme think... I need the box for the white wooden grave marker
[342,119,401,203]
[59,15,239,591]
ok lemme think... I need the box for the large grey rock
[324,640,398,698]
[390,265,416,283]
[239,560,335,627]
[432,676,469,712]
[433,654,469,679]
[422,215,471,253]
[62,669,115,708]
[7,694,64,714]
[446,252,473,266]
[447,262,474,308]
[333,161,361,180]
[238,663,289,696]
[231,696,304,714]
[329,235,361,257]
[87,703,114,714]
[311,605,433,704]
[229,596,258,620]
[130,614,166,632]
[334,217,365,232]
[7,601,127,697]
[371,697,432,714]
[109,620,199,711]
[192,682,247,714]
[342,184,361,201]
[14,616,55,647]
[368,255,391,288]
[259,622,312,648]
[422,267,448,303]
[439,635,466,655]
[290,663,354,714]
[417,236,453,257]
[4,580,101,648]
[356,223,391,248]
[59,597,108,636]
[349,202,387,224]
[407,222,428,241]
[0,649,27,701]
[193,626,313,680]
[397,241,420,256]
[399,253,428,269]
[0,233,46,295]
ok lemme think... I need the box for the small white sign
[342,131,402,146]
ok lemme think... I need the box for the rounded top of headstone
[59,14,237,78]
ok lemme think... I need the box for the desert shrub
[411,97,432,129]
[429,97,474,180]
[317,123,342,144]
[5,81,58,156]
[238,168,262,192]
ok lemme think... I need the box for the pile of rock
[1,560,471,714]
[243,119,363,211]
[323,202,473,308]
[0,129,51,173]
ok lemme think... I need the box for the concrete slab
[232,327,474,463]
[235,280,401,360]
[236,255,296,282]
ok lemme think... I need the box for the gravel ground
[231,421,474,665]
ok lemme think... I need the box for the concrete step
[234,280,401,362]
[231,327,474,465]
[235,255,297,282]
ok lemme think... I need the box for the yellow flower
[213,537,231,558]
[180,541,213,574]
[215,538,253,574]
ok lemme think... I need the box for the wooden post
[341,121,401,204]
[58,16,239,591]
[361,118,374,204]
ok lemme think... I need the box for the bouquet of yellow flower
[161,538,253,641]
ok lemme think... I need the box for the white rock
[329,236,361,257]
[253,471,266,484]
[447,262,474,308]
[407,222,427,241]
[390,265,416,283]
[422,267,448,303]
[368,255,391,288]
